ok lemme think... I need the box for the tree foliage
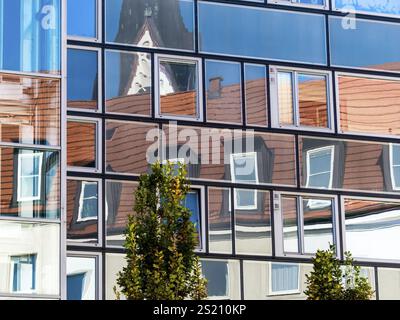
[304,245,374,300]
[114,162,207,300]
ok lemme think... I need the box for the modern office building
[1,0,400,300]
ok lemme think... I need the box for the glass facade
[0,0,399,301]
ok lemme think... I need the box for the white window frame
[305,145,335,189]
[270,66,334,133]
[67,0,102,42]
[67,116,102,173]
[9,254,36,294]
[268,0,329,10]
[389,143,400,190]
[77,181,99,222]
[17,152,43,202]
[68,177,103,247]
[273,191,340,259]
[230,152,258,210]
[154,54,203,121]
[67,252,102,300]
[268,262,301,296]
[67,45,102,113]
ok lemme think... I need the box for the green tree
[114,161,207,300]
[304,245,374,300]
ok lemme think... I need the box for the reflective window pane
[106,180,138,247]
[243,261,312,300]
[206,60,242,124]
[201,259,241,299]
[199,2,327,65]
[163,125,296,186]
[67,120,97,168]
[300,136,400,193]
[0,220,60,296]
[67,0,97,38]
[330,17,400,72]
[67,48,99,110]
[67,179,99,244]
[278,72,294,125]
[106,0,194,51]
[106,50,151,116]
[105,253,125,300]
[0,148,60,219]
[378,268,400,300]
[339,75,400,136]
[158,57,200,119]
[106,120,159,175]
[0,73,60,146]
[245,64,268,127]
[182,189,203,250]
[344,198,400,260]
[208,187,231,254]
[391,144,400,189]
[281,196,299,253]
[67,256,97,300]
[335,0,400,17]
[235,189,272,256]
[302,197,333,253]
[0,0,61,74]
[298,73,328,128]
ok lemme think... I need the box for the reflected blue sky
[67,0,96,38]
[330,16,400,70]
[206,61,241,90]
[335,0,400,15]
[199,2,327,65]
[245,64,266,82]
[105,51,122,99]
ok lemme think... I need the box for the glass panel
[182,190,202,249]
[106,180,138,247]
[245,64,268,127]
[302,197,333,253]
[339,75,400,136]
[0,0,61,74]
[300,136,400,193]
[67,120,96,168]
[106,120,159,175]
[0,73,60,146]
[298,73,328,128]
[299,0,325,4]
[231,153,257,184]
[378,268,400,300]
[335,0,400,16]
[306,146,333,188]
[162,125,296,186]
[330,16,400,72]
[159,59,198,118]
[201,259,240,299]
[105,253,125,300]
[281,196,299,253]
[206,60,242,124]
[344,198,400,260]
[67,256,97,300]
[243,261,312,300]
[106,0,194,51]
[208,187,231,254]
[105,50,151,116]
[67,48,98,110]
[235,189,272,256]
[0,148,59,219]
[67,0,96,38]
[0,220,59,296]
[278,72,294,125]
[199,2,327,65]
[67,179,99,244]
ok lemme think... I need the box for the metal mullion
[293,71,300,127]
[297,195,305,255]
[230,187,236,255]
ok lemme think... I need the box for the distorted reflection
[67,256,97,300]
[245,64,268,127]
[67,120,97,168]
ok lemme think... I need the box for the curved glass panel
[344,198,400,261]
[0,0,60,74]
[105,0,194,51]
[199,2,327,65]
[330,16,400,72]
